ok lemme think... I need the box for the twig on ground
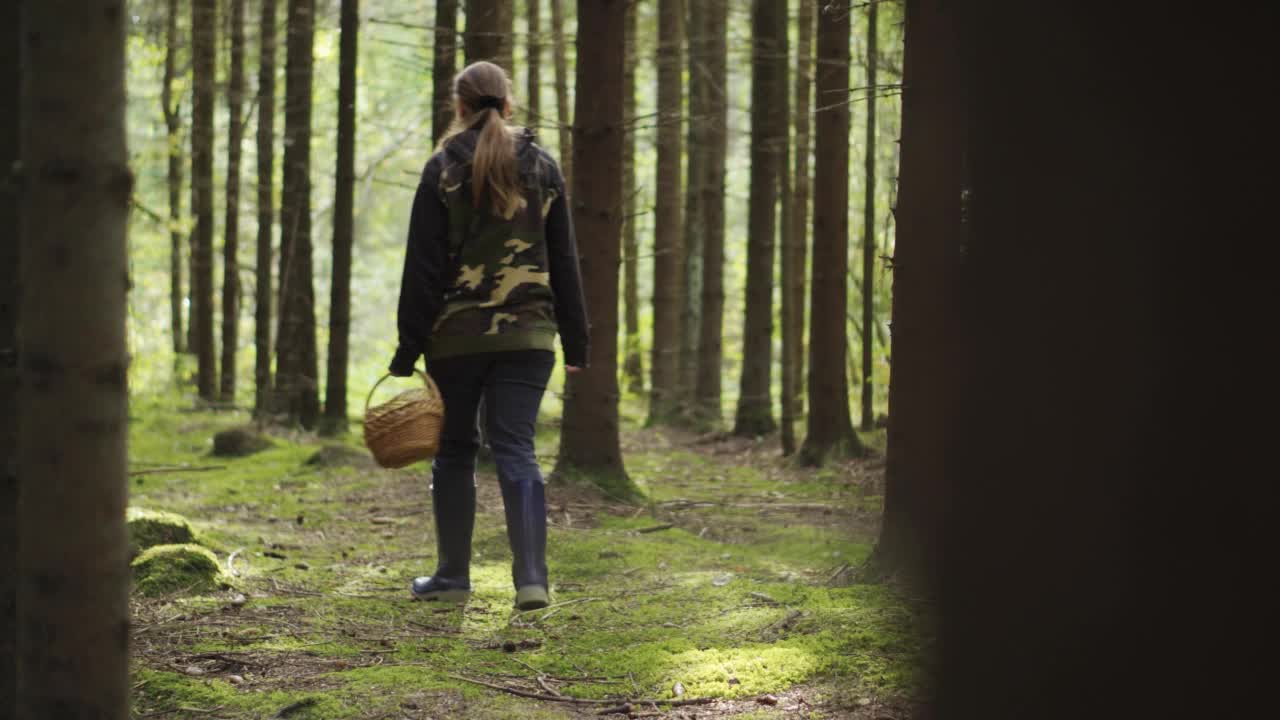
[636,523,675,534]
[446,673,716,708]
[128,465,227,477]
[226,548,244,577]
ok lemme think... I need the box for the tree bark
[679,0,706,420]
[163,0,185,356]
[859,0,879,431]
[782,0,815,455]
[17,2,131,716]
[799,2,865,464]
[555,0,640,501]
[734,0,786,437]
[622,0,642,394]
[432,0,459,144]
[550,0,572,187]
[647,0,683,424]
[255,0,278,418]
[694,0,728,425]
[275,0,320,429]
[526,0,541,126]
[222,0,246,403]
[323,0,359,435]
[192,0,218,401]
[465,0,512,68]
[0,2,19,708]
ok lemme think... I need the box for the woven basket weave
[362,371,445,468]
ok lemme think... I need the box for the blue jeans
[428,350,554,589]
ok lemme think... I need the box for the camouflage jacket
[391,128,589,373]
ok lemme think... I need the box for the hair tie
[474,95,505,113]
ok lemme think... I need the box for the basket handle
[364,370,440,414]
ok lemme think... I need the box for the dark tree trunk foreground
[859,0,879,431]
[255,0,278,418]
[799,2,865,464]
[191,0,217,400]
[17,1,131,715]
[0,2,19,708]
[555,0,641,502]
[222,0,246,403]
[622,0,642,394]
[432,0,459,145]
[782,0,815,455]
[526,0,541,126]
[162,0,185,357]
[694,0,729,425]
[465,0,511,68]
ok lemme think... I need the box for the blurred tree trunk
[782,0,815,455]
[799,2,865,464]
[163,0,185,356]
[694,0,728,425]
[191,0,218,401]
[465,0,512,68]
[275,0,320,429]
[526,0,541,126]
[555,0,641,501]
[432,0,459,144]
[621,0,642,394]
[255,0,278,418]
[647,0,683,424]
[734,0,786,437]
[221,0,246,403]
[550,0,572,186]
[679,0,706,419]
[0,2,18,708]
[859,0,879,431]
[16,2,130,715]
[323,0,359,435]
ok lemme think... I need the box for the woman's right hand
[566,366,583,374]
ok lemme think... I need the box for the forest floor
[126,393,931,719]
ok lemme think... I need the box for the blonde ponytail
[437,62,525,220]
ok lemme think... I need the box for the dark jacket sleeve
[389,157,449,376]
[544,161,591,368]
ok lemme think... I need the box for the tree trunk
[323,0,359,435]
[799,2,865,464]
[550,0,572,187]
[465,0,512,68]
[432,0,459,144]
[782,0,815,455]
[555,0,641,501]
[647,0,683,424]
[621,0,642,394]
[17,2,130,715]
[694,0,728,425]
[222,0,246,403]
[679,0,706,420]
[163,0,185,356]
[859,0,879,431]
[734,0,786,437]
[254,0,278,418]
[192,0,218,401]
[0,2,19,708]
[526,0,541,126]
[275,0,319,429]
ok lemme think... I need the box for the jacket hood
[442,126,538,167]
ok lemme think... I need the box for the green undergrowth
[127,391,926,718]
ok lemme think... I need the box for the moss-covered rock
[127,507,197,558]
[304,444,376,470]
[132,543,228,597]
[212,426,273,457]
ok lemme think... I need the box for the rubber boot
[500,478,549,610]
[411,476,475,602]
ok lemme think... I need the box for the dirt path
[127,398,927,719]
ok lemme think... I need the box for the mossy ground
[128,392,930,719]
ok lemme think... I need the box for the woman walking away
[388,61,589,611]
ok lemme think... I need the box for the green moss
[127,507,197,557]
[132,543,229,597]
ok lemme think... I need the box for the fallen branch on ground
[129,465,226,477]
[446,673,717,708]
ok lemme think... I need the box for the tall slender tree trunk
[163,0,185,356]
[526,0,541,126]
[275,0,319,429]
[621,0,642,394]
[432,0,459,144]
[17,2,130,715]
[734,0,786,437]
[323,0,359,435]
[550,0,572,187]
[192,0,218,401]
[782,0,815,455]
[799,2,865,464]
[255,0,278,418]
[0,3,19,708]
[694,0,728,425]
[555,0,640,501]
[465,0,511,67]
[222,0,246,403]
[859,0,879,431]
[647,0,683,424]
[679,0,706,419]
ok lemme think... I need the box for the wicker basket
[362,371,445,468]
